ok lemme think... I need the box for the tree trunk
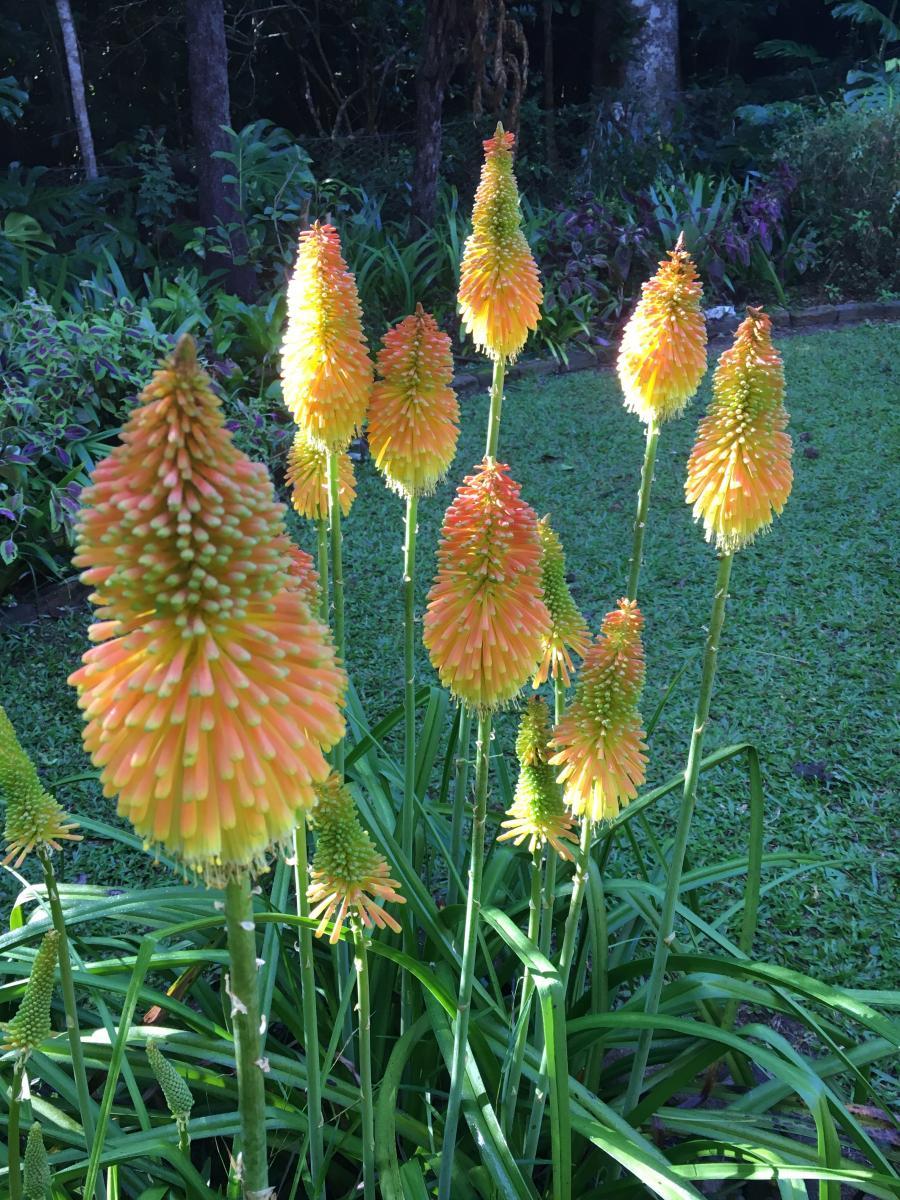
[542,0,557,170]
[411,0,461,232]
[185,0,254,299]
[622,0,680,124]
[54,0,97,179]
[591,0,608,97]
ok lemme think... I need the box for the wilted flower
[550,600,647,821]
[617,236,707,425]
[307,774,405,943]
[286,430,356,521]
[0,704,80,867]
[68,337,346,883]
[685,307,792,551]
[368,305,459,497]
[458,124,542,361]
[423,460,550,709]
[498,698,577,859]
[281,222,373,450]
[533,516,590,688]
[1,930,59,1060]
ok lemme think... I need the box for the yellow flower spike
[281,222,373,451]
[1,930,59,1060]
[458,124,542,361]
[24,1123,52,1200]
[498,698,577,860]
[686,307,792,551]
[423,459,551,710]
[617,235,708,425]
[549,599,647,822]
[67,336,346,884]
[307,774,405,944]
[533,516,591,688]
[369,305,460,497]
[286,429,356,521]
[0,704,80,868]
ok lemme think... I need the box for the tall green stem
[503,845,542,1134]
[438,711,491,1200]
[401,492,419,1038]
[7,1057,26,1200]
[623,550,734,1117]
[292,822,323,1189]
[352,922,375,1200]
[327,451,346,777]
[37,849,95,1155]
[447,708,472,908]
[224,877,269,1197]
[627,419,660,602]
[485,357,506,460]
[316,516,329,625]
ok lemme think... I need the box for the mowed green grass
[1,323,897,988]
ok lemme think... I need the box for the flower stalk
[328,450,346,777]
[438,710,491,1200]
[401,491,419,1035]
[623,549,734,1116]
[292,821,324,1188]
[627,418,660,602]
[447,708,472,908]
[223,877,269,1196]
[8,1057,27,1200]
[352,920,376,1200]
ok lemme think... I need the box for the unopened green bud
[0,704,80,867]
[1,930,60,1060]
[24,1123,52,1200]
[146,1039,194,1122]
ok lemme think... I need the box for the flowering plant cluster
[1,120,895,1200]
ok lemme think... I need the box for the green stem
[223,877,269,1197]
[627,419,660,602]
[328,451,345,777]
[623,550,734,1118]
[503,846,542,1135]
[37,848,96,1154]
[292,822,323,1189]
[447,709,473,908]
[316,516,329,625]
[485,357,506,460]
[438,711,491,1200]
[352,922,375,1200]
[401,492,419,1038]
[7,1057,25,1200]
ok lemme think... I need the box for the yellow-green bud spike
[24,1123,52,1200]
[146,1039,194,1122]
[0,704,80,868]
[498,700,578,860]
[515,696,554,766]
[1,930,60,1060]
[533,517,590,688]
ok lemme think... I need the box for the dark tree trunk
[411,0,461,233]
[185,0,254,299]
[55,0,97,179]
[622,0,680,125]
[591,0,608,97]
[542,0,557,170]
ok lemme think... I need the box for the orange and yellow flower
[68,337,346,883]
[307,773,405,943]
[533,516,590,688]
[284,543,321,611]
[498,698,577,859]
[423,459,550,709]
[281,222,373,450]
[549,599,647,821]
[458,124,542,361]
[685,307,792,552]
[286,429,356,521]
[368,304,459,497]
[617,237,707,425]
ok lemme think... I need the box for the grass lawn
[1,322,897,990]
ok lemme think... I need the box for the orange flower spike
[533,516,591,688]
[458,124,542,361]
[307,774,405,944]
[617,236,708,425]
[281,222,373,450]
[68,337,346,883]
[686,307,792,551]
[423,459,551,709]
[286,430,356,520]
[549,599,647,822]
[369,305,460,497]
